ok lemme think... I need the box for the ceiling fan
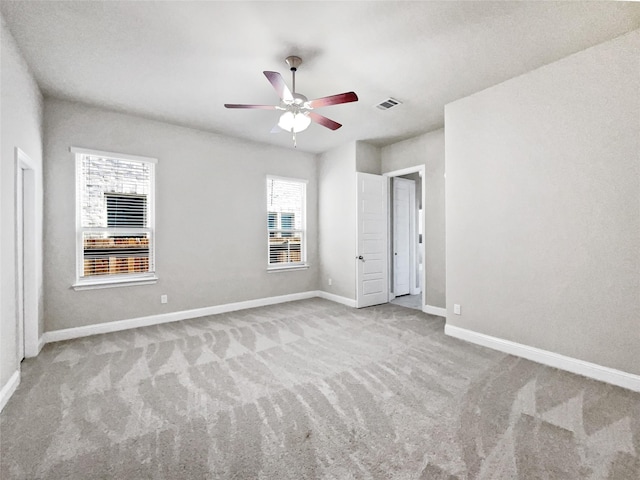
[224,56,358,147]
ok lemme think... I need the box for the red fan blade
[309,112,342,130]
[224,104,277,109]
[263,71,294,102]
[308,91,358,109]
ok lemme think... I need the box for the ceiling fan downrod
[285,56,302,94]
[285,56,304,147]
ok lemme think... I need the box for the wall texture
[43,99,318,332]
[445,30,640,374]
[0,17,44,390]
[355,141,381,175]
[381,129,446,308]
[318,142,356,300]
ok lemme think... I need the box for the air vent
[375,97,402,110]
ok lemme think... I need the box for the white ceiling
[2,1,639,154]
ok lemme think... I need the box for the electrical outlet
[328,278,332,286]
[454,304,461,315]
[161,294,168,304]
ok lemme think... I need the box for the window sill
[267,264,310,273]
[72,274,158,291]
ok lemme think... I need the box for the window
[72,147,157,288]
[267,176,307,268]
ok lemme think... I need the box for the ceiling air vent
[375,97,402,110]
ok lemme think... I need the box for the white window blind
[74,148,156,286]
[267,176,306,267]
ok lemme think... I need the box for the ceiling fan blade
[224,104,277,109]
[309,112,342,130]
[308,91,358,109]
[263,71,293,102]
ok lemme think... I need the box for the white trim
[72,275,158,290]
[267,264,310,273]
[0,370,20,412]
[266,175,308,268]
[444,324,640,393]
[383,165,426,314]
[42,291,359,344]
[383,166,424,178]
[423,305,446,317]
[266,174,309,185]
[70,146,158,164]
[37,336,45,354]
[74,149,156,286]
[317,290,357,308]
[16,148,40,359]
[43,291,319,343]
[16,158,25,360]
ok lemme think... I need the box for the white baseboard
[423,305,447,318]
[43,291,319,344]
[25,336,45,358]
[316,290,357,308]
[445,324,640,393]
[0,370,20,412]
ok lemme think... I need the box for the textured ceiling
[2,1,640,153]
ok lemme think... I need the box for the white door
[393,177,413,296]
[356,172,388,308]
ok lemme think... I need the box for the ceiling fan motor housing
[291,93,309,106]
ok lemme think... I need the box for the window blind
[105,193,147,228]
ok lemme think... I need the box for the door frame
[15,148,39,358]
[384,165,426,309]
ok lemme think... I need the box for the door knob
[357,255,365,261]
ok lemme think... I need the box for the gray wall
[355,141,381,175]
[445,29,640,374]
[0,17,44,389]
[318,142,356,300]
[43,99,318,332]
[381,129,446,308]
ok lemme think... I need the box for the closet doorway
[385,166,424,311]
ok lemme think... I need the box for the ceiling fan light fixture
[278,111,311,133]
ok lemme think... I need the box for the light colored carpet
[1,298,639,479]
[390,294,423,311]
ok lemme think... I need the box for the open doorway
[16,148,38,359]
[384,166,425,311]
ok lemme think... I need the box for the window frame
[266,175,308,271]
[71,147,158,290]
